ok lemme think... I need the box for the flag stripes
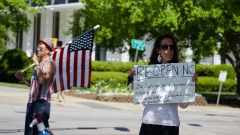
[51,29,94,92]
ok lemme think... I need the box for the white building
[7,0,226,64]
[8,1,84,57]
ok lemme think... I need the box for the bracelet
[35,63,40,66]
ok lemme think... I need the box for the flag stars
[68,30,94,52]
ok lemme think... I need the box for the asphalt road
[0,85,239,135]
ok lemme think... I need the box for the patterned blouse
[142,103,189,126]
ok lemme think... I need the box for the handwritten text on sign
[134,62,195,104]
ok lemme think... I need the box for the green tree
[67,0,240,98]
[173,0,240,98]
[0,0,45,51]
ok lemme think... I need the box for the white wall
[142,40,154,62]
[6,31,16,50]
[59,10,73,44]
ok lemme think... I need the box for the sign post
[128,39,147,94]
[131,39,146,65]
[216,70,227,106]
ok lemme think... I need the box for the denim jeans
[24,99,51,135]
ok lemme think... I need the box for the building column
[22,13,35,57]
[40,11,53,38]
[59,10,72,44]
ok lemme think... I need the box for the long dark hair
[148,34,179,65]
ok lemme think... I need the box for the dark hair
[148,34,179,65]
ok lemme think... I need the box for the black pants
[24,99,51,135]
[139,123,179,135]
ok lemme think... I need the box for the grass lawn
[0,82,28,89]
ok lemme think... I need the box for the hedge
[196,77,237,92]
[196,64,236,79]
[92,61,147,72]
[92,61,236,78]
[91,71,128,85]
[0,50,237,93]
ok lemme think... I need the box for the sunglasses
[37,47,44,51]
[160,44,174,50]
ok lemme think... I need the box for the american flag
[51,29,94,92]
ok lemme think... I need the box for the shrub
[0,49,32,82]
[0,49,31,70]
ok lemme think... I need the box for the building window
[28,0,52,6]
[17,30,23,49]
[29,0,79,6]
[33,13,41,53]
[221,56,226,64]
[95,45,106,61]
[52,12,60,39]
[68,0,79,3]
[16,11,23,49]
[54,0,65,4]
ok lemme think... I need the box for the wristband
[35,63,40,66]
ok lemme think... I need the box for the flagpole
[94,25,100,30]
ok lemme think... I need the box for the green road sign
[131,39,146,51]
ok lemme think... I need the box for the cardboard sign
[134,62,195,104]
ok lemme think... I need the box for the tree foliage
[0,0,45,51]
[67,0,240,97]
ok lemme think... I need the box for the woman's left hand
[192,73,198,83]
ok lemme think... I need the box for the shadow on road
[188,123,202,127]
[0,126,131,134]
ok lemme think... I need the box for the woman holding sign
[129,34,198,135]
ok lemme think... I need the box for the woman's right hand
[128,68,135,77]
[127,68,135,85]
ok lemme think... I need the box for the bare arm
[15,71,30,87]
